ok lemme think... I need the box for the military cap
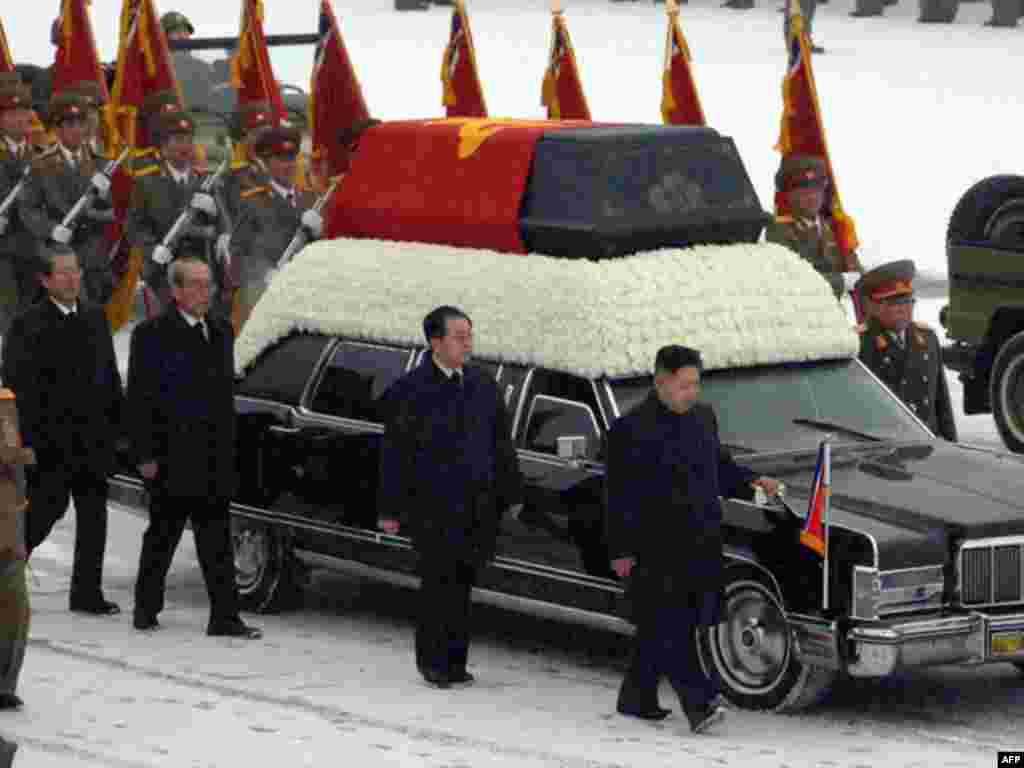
[655,344,703,373]
[233,101,276,139]
[154,109,196,141]
[141,89,181,118]
[67,80,107,108]
[0,78,32,112]
[856,260,916,304]
[160,11,195,36]
[776,154,828,192]
[250,124,302,158]
[47,92,90,126]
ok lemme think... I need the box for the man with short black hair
[128,256,261,639]
[1,244,123,616]
[606,344,779,733]
[378,305,523,688]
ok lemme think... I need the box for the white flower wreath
[235,238,858,378]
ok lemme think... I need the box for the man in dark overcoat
[605,345,780,733]
[856,260,957,442]
[127,255,261,638]
[378,305,523,688]
[1,243,123,615]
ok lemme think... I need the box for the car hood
[766,441,1024,568]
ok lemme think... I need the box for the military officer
[765,154,861,300]
[0,75,38,331]
[221,102,276,225]
[18,91,116,306]
[65,80,108,154]
[857,260,957,442]
[228,124,323,330]
[126,108,231,321]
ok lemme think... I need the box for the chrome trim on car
[510,368,534,439]
[852,566,881,621]
[846,613,987,677]
[787,613,841,671]
[958,535,1024,608]
[876,564,946,614]
[602,379,620,421]
[298,337,340,410]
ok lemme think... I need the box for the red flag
[52,0,110,101]
[776,0,859,268]
[0,17,14,73]
[441,0,487,119]
[232,0,286,125]
[800,439,831,557]
[310,0,370,178]
[541,3,590,121]
[660,0,705,127]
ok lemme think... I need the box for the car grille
[960,541,1024,606]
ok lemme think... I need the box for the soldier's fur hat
[250,124,302,158]
[856,260,916,305]
[776,154,828,192]
[0,76,32,112]
[47,92,90,126]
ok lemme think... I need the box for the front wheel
[231,517,302,613]
[699,570,835,712]
[990,331,1024,454]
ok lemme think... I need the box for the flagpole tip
[551,0,562,15]
[666,0,679,14]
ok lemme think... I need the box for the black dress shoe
[207,618,262,639]
[617,704,671,721]
[419,668,451,689]
[0,693,24,710]
[70,599,121,616]
[133,614,160,631]
[449,670,475,685]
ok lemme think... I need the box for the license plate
[991,632,1024,656]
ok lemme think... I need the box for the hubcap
[709,581,791,695]
[232,521,268,592]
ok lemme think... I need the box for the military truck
[941,174,1024,453]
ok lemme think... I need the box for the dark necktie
[452,371,463,390]
[195,320,208,343]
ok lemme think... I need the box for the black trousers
[133,488,239,625]
[415,554,477,676]
[619,597,718,723]
[26,464,110,607]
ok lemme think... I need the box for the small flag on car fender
[800,438,830,557]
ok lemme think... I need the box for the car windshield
[609,358,932,454]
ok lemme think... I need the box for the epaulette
[133,147,160,160]
[132,164,161,178]
[775,215,794,224]
[240,185,269,200]
[231,159,251,172]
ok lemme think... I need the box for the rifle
[160,153,232,252]
[274,175,342,272]
[60,147,131,231]
[0,165,32,220]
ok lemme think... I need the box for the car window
[238,333,333,406]
[310,342,412,423]
[527,370,603,421]
[522,395,602,460]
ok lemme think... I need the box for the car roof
[234,237,858,378]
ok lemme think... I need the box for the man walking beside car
[377,305,523,688]
[127,255,261,639]
[605,344,780,734]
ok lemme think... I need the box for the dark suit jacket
[1,298,123,475]
[126,306,237,500]
[605,395,755,622]
[378,358,523,564]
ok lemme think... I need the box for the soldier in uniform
[221,101,276,225]
[0,75,38,332]
[18,92,117,306]
[228,124,324,330]
[764,154,862,300]
[856,260,958,442]
[126,108,231,321]
[66,80,108,154]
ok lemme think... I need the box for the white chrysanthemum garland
[235,238,859,378]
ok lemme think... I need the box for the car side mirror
[557,435,587,461]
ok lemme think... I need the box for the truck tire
[947,175,1024,247]
[918,0,959,21]
[231,516,303,613]
[990,330,1024,453]
[699,568,836,712]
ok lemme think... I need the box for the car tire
[231,517,301,613]
[699,568,835,712]
[946,175,1024,247]
[990,330,1024,453]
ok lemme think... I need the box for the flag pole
[822,435,832,613]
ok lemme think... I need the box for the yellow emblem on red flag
[660,0,706,127]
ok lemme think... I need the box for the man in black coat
[378,305,523,688]
[126,255,260,638]
[1,243,122,615]
[605,345,780,733]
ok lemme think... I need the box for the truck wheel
[990,331,1024,453]
[947,175,1024,246]
[699,570,835,712]
[231,517,300,613]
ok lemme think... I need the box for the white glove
[52,224,72,244]
[190,192,218,217]
[0,215,8,236]
[300,209,323,239]
[842,271,862,292]
[152,244,173,265]
[216,233,231,265]
[91,172,112,199]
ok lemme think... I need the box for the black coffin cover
[519,125,770,260]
